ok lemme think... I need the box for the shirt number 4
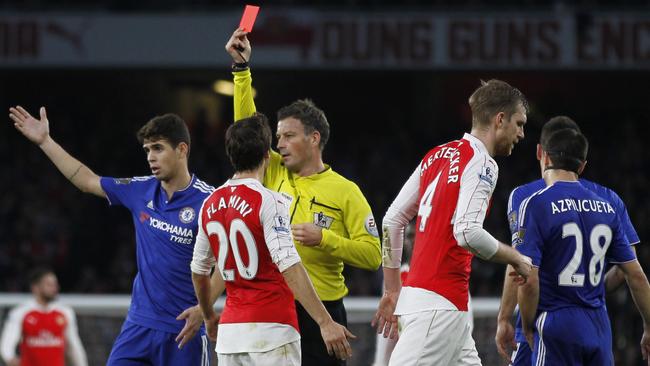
[417,172,441,232]
[206,219,259,281]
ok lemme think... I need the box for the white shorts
[373,332,398,366]
[389,310,481,366]
[217,340,301,366]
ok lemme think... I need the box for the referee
[225,28,381,366]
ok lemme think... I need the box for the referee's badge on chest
[314,212,334,229]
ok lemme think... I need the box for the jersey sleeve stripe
[518,186,552,228]
[195,180,215,191]
[609,259,638,264]
[507,186,519,213]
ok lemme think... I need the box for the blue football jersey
[516,181,636,312]
[506,178,639,342]
[100,175,214,333]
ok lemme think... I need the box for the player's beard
[40,292,58,304]
[495,140,513,156]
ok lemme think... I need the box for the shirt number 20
[206,219,259,281]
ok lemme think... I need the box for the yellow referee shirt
[233,69,381,301]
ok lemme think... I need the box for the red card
[239,5,260,32]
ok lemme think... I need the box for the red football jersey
[20,309,66,366]
[401,134,497,310]
[199,179,299,331]
[1,301,86,366]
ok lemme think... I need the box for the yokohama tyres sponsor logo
[149,217,194,238]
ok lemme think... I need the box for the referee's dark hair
[543,128,589,174]
[277,99,330,151]
[28,267,55,286]
[226,113,272,172]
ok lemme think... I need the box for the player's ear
[494,112,505,128]
[536,144,542,161]
[176,142,189,158]
[577,160,587,175]
[311,130,321,148]
[541,150,551,169]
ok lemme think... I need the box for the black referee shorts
[295,299,347,366]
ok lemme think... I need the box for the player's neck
[543,169,579,186]
[470,128,496,157]
[161,169,192,200]
[233,168,265,184]
[34,296,50,308]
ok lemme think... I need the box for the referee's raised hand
[225,28,251,63]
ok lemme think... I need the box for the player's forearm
[39,137,104,197]
[497,264,519,322]
[320,230,381,270]
[0,344,16,364]
[208,271,226,305]
[1,311,21,362]
[283,262,332,326]
[606,247,637,292]
[65,338,88,366]
[453,225,499,260]
[622,261,650,326]
[383,267,402,294]
[490,242,524,265]
[517,271,539,333]
[0,334,16,364]
[604,266,626,292]
[192,272,218,319]
[233,69,257,121]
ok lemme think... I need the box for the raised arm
[225,29,256,121]
[10,106,105,198]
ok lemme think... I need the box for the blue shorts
[511,340,532,366]
[107,321,211,366]
[532,307,613,366]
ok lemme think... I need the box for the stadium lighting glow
[213,80,256,97]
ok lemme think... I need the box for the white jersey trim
[394,286,459,315]
[452,134,500,259]
[216,322,300,353]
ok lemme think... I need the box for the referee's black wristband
[232,61,249,72]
